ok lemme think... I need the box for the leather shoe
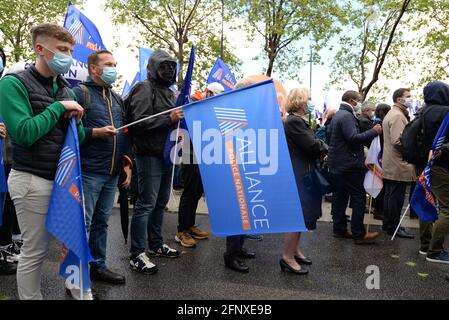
[238,249,256,259]
[333,231,353,239]
[90,268,126,285]
[388,228,414,239]
[280,259,308,275]
[354,232,380,245]
[294,256,312,265]
[224,257,249,273]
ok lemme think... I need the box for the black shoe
[388,227,414,239]
[224,257,249,273]
[0,255,17,275]
[238,249,256,259]
[279,259,308,275]
[90,268,126,285]
[294,256,312,265]
[244,234,263,241]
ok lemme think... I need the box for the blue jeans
[130,155,171,258]
[83,172,119,271]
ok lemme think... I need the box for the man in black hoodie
[127,50,184,274]
[419,81,449,266]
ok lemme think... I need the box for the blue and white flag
[46,118,93,291]
[0,117,7,227]
[364,136,383,198]
[64,2,106,64]
[121,81,131,99]
[63,2,106,86]
[182,80,307,236]
[207,58,237,92]
[163,46,194,165]
[411,112,449,223]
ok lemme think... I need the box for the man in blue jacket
[328,90,382,244]
[73,50,132,285]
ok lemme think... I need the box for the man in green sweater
[0,24,85,300]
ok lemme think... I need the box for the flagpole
[366,165,377,234]
[391,204,410,241]
[79,260,83,301]
[115,105,184,133]
[169,122,181,209]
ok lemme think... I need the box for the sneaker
[188,227,209,240]
[148,244,180,258]
[426,251,449,265]
[0,251,17,275]
[130,253,158,274]
[244,234,263,241]
[175,232,197,248]
[13,239,23,249]
[419,250,428,256]
[65,286,94,300]
[0,243,20,263]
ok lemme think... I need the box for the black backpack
[399,108,430,166]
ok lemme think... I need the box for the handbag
[303,163,332,195]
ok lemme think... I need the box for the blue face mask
[0,59,4,74]
[101,67,117,86]
[306,100,315,114]
[44,46,72,75]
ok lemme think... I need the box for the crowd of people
[0,23,448,300]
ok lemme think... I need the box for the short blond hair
[286,87,310,114]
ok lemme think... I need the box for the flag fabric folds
[182,80,307,236]
[163,46,195,165]
[364,136,384,199]
[46,118,93,291]
[411,112,449,223]
[63,2,106,64]
[207,58,237,92]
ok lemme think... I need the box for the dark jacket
[9,65,71,180]
[284,114,327,230]
[128,50,177,156]
[358,113,374,148]
[73,79,131,176]
[422,81,449,171]
[328,103,378,172]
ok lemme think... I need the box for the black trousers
[0,165,20,246]
[224,235,245,260]
[331,170,367,239]
[383,179,408,233]
[177,164,204,232]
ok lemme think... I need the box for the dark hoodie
[127,50,177,156]
[422,81,449,171]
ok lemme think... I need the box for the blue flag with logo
[182,80,307,236]
[64,2,106,64]
[411,112,449,223]
[46,118,93,291]
[163,46,194,165]
[0,117,6,227]
[207,58,237,92]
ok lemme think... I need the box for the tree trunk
[266,55,275,77]
[177,41,184,90]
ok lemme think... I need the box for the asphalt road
[1,208,448,300]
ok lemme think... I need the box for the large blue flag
[411,112,449,222]
[63,2,106,64]
[121,81,131,99]
[46,118,93,291]
[0,117,7,227]
[207,58,237,92]
[182,80,307,236]
[139,47,154,82]
[163,46,194,165]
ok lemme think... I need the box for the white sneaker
[65,283,94,300]
[419,250,428,256]
[0,243,20,263]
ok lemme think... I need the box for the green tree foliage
[231,0,345,78]
[0,0,84,63]
[106,0,241,88]
[329,0,412,101]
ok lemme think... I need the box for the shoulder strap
[78,84,91,111]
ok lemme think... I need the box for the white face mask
[404,97,413,108]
